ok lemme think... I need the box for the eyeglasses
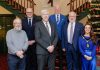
[69,16,76,17]
[26,12,33,13]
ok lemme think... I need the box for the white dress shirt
[67,22,75,43]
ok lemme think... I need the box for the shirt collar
[28,17,33,21]
[69,22,75,24]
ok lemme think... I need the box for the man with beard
[6,18,28,70]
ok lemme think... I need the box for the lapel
[59,14,62,24]
[65,22,69,42]
[25,18,29,26]
[73,22,78,41]
[31,17,35,27]
[53,15,57,24]
[41,21,51,37]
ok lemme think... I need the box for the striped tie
[70,23,74,44]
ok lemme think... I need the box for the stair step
[63,66,67,70]
[90,4,100,6]
[91,15,100,17]
[45,66,60,70]
[94,28,100,30]
[90,8,100,10]
[94,32,100,34]
[91,21,100,23]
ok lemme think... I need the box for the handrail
[5,0,36,13]
[48,0,53,6]
[67,0,89,14]
[67,0,76,6]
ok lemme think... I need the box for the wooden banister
[67,0,76,6]
[67,0,90,14]
[5,0,36,13]
[48,0,53,6]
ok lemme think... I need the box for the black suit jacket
[22,15,41,40]
[35,21,58,54]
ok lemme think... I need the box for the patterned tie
[28,19,31,27]
[45,22,49,35]
[56,14,59,23]
[70,23,74,44]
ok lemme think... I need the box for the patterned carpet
[0,54,8,70]
[0,54,100,70]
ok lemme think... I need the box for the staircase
[0,0,93,70]
[88,0,100,54]
[67,0,90,20]
[0,0,36,17]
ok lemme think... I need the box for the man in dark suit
[49,5,67,70]
[22,8,40,70]
[62,11,84,70]
[35,9,58,70]
[49,5,67,41]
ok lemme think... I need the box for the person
[79,23,97,70]
[6,18,28,70]
[22,8,40,70]
[35,9,58,70]
[49,5,67,40]
[62,11,84,70]
[49,5,67,69]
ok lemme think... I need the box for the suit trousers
[57,40,63,70]
[37,53,56,70]
[66,43,79,70]
[25,44,37,70]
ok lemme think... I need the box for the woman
[79,23,97,70]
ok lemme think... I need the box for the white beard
[14,27,22,31]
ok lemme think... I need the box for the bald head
[26,8,33,18]
[54,4,61,14]
[68,11,77,23]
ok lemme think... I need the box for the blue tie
[57,14,59,23]
[28,19,31,27]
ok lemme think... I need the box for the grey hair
[41,9,49,15]
[13,18,22,24]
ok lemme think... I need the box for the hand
[84,55,87,58]
[62,48,66,52]
[20,50,24,55]
[84,55,92,60]
[51,45,54,52]
[28,40,35,45]
[86,56,92,60]
[16,51,24,58]
[47,45,54,53]
[31,40,35,44]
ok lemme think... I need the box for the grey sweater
[6,29,28,55]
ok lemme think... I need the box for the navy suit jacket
[62,21,84,51]
[49,14,67,40]
[22,15,40,40]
